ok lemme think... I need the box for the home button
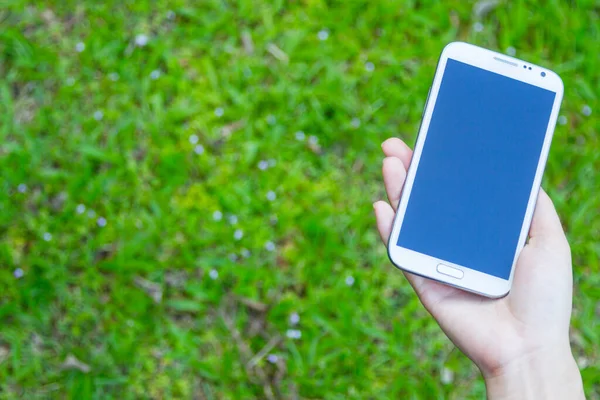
[437,263,464,279]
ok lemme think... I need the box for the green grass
[0,1,598,398]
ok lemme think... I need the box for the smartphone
[387,42,563,298]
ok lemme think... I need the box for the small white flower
[166,10,176,20]
[268,159,276,167]
[66,77,76,86]
[194,145,205,155]
[213,210,223,221]
[308,135,318,145]
[108,72,119,81]
[150,69,161,80]
[97,217,107,227]
[214,107,224,117]
[258,160,269,170]
[289,312,300,325]
[506,46,516,57]
[135,34,149,47]
[286,329,302,339]
[126,319,135,327]
[345,275,355,286]
[365,61,375,72]
[265,241,276,252]
[234,229,243,240]
[441,367,454,384]
[270,215,278,225]
[75,42,85,52]
[266,191,276,201]
[43,232,52,242]
[318,29,329,41]
[93,110,104,121]
[558,115,567,125]
[17,183,27,193]
[228,215,238,225]
[582,105,592,116]
[229,253,239,262]
[473,22,484,32]
[351,117,361,128]
[189,134,199,144]
[295,131,305,141]
[209,269,218,280]
[240,248,250,258]
[76,204,86,214]
[267,354,279,364]
[266,114,276,125]
[13,268,24,279]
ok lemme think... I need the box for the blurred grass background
[0,0,598,398]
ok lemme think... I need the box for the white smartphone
[387,42,564,298]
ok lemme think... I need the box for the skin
[374,138,585,399]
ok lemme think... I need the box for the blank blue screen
[397,59,556,279]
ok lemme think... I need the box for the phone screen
[397,59,556,280]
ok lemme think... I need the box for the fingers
[382,137,413,170]
[373,200,395,244]
[383,157,407,211]
[529,188,569,249]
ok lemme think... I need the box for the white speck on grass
[229,253,239,262]
[267,354,279,363]
[295,131,305,141]
[286,329,302,339]
[189,134,199,144]
[351,118,361,128]
[87,209,96,219]
[66,77,76,86]
[13,268,24,279]
[97,217,107,227]
[166,10,175,20]
[209,269,218,280]
[75,42,85,52]
[266,114,276,125]
[441,367,454,384]
[582,105,592,116]
[213,210,223,221]
[76,204,86,214]
[308,135,318,145]
[135,34,149,47]
[93,110,104,121]
[150,70,161,80]
[506,46,516,56]
[345,276,355,286]
[214,107,224,117]
[473,22,484,32]
[194,145,204,155]
[258,160,269,170]
[365,61,375,72]
[268,159,276,167]
[240,248,250,258]
[108,72,119,81]
[234,229,243,240]
[265,241,276,252]
[17,183,27,193]
[228,215,238,225]
[289,312,300,325]
[43,232,52,242]
[318,29,329,41]
[266,191,276,201]
[558,115,567,125]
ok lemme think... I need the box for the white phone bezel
[387,41,564,298]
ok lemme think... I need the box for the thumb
[529,188,568,249]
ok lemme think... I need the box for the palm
[374,138,572,375]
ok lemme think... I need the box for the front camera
[541,71,546,77]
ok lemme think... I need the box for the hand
[374,138,585,399]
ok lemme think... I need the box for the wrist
[483,346,584,400]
